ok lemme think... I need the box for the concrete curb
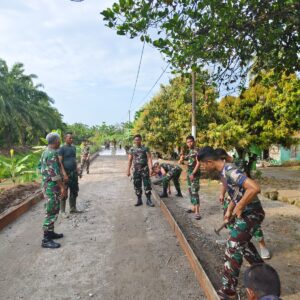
[0,190,43,231]
[152,190,219,300]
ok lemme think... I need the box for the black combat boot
[146,194,155,207]
[175,189,183,197]
[135,195,143,206]
[42,232,61,249]
[159,186,168,198]
[47,231,64,239]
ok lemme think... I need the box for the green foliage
[0,149,34,183]
[205,71,300,154]
[0,58,65,147]
[102,1,299,86]
[133,74,218,154]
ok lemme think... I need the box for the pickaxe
[214,216,235,236]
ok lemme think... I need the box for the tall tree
[102,0,299,87]
[0,58,64,146]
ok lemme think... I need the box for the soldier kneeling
[152,162,183,198]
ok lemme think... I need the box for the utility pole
[128,110,131,123]
[191,71,196,139]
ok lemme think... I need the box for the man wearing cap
[39,132,66,249]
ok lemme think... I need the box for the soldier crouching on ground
[152,161,183,198]
[215,148,271,260]
[39,132,66,249]
[198,147,265,300]
[127,134,155,207]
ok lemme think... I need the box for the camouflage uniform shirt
[129,146,149,170]
[184,148,200,174]
[81,145,90,158]
[221,164,262,213]
[40,148,61,193]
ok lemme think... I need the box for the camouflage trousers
[42,186,60,232]
[221,208,265,296]
[187,171,200,205]
[223,197,264,242]
[162,167,182,191]
[80,156,90,174]
[133,167,152,197]
[61,169,79,212]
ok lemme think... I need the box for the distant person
[80,140,90,176]
[178,135,201,220]
[215,148,271,259]
[127,134,154,207]
[58,133,80,214]
[244,263,281,300]
[152,161,183,198]
[39,132,66,249]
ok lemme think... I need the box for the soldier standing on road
[127,134,155,207]
[178,135,201,220]
[58,133,81,214]
[40,132,66,249]
[152,162,183,198]
[215,148,271,260]
[80,140,90,176]
[198,148,265,300]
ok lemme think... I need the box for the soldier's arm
[160,167,166,176]
[191,158,201,176]
[127,154,133,176]
[219,183,226,203]
[233,178,261,217]
[58,155,68,182]
[146,151,153,172]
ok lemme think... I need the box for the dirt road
[0,155,204,300]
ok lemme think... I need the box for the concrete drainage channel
[152,189,219,300]
[0,151,100,232]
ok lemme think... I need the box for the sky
[0,0,171,126]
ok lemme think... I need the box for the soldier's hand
[224,210,232,223]
[232,204,243,218]
[219,194,224,204]
[189,174,195,181]
[63,174,69,182]
[61,187,67,198]
[127,170,131,177]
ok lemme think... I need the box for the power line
[128,41,145,113]
[132,63,170,112]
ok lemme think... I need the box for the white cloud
[0,0,170,125]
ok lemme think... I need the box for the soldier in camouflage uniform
[198,148,265,300]
[152,162,183,198]
[179,135,201,220]
[80,140,90,176]
[215,148,270,260]
[39,132,66,249]
[127,134,154,207]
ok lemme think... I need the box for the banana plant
[32,129,62,153]
[0,149,33,183]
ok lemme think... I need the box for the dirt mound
[0,183,40,214]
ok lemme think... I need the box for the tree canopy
[102,0,299,87]
[0,58,64,147]
[133,74,218,155]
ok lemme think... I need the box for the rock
[262,189,278,200]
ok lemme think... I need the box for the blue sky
[0,0,171,126]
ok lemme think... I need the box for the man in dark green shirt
[58,133,80,213]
